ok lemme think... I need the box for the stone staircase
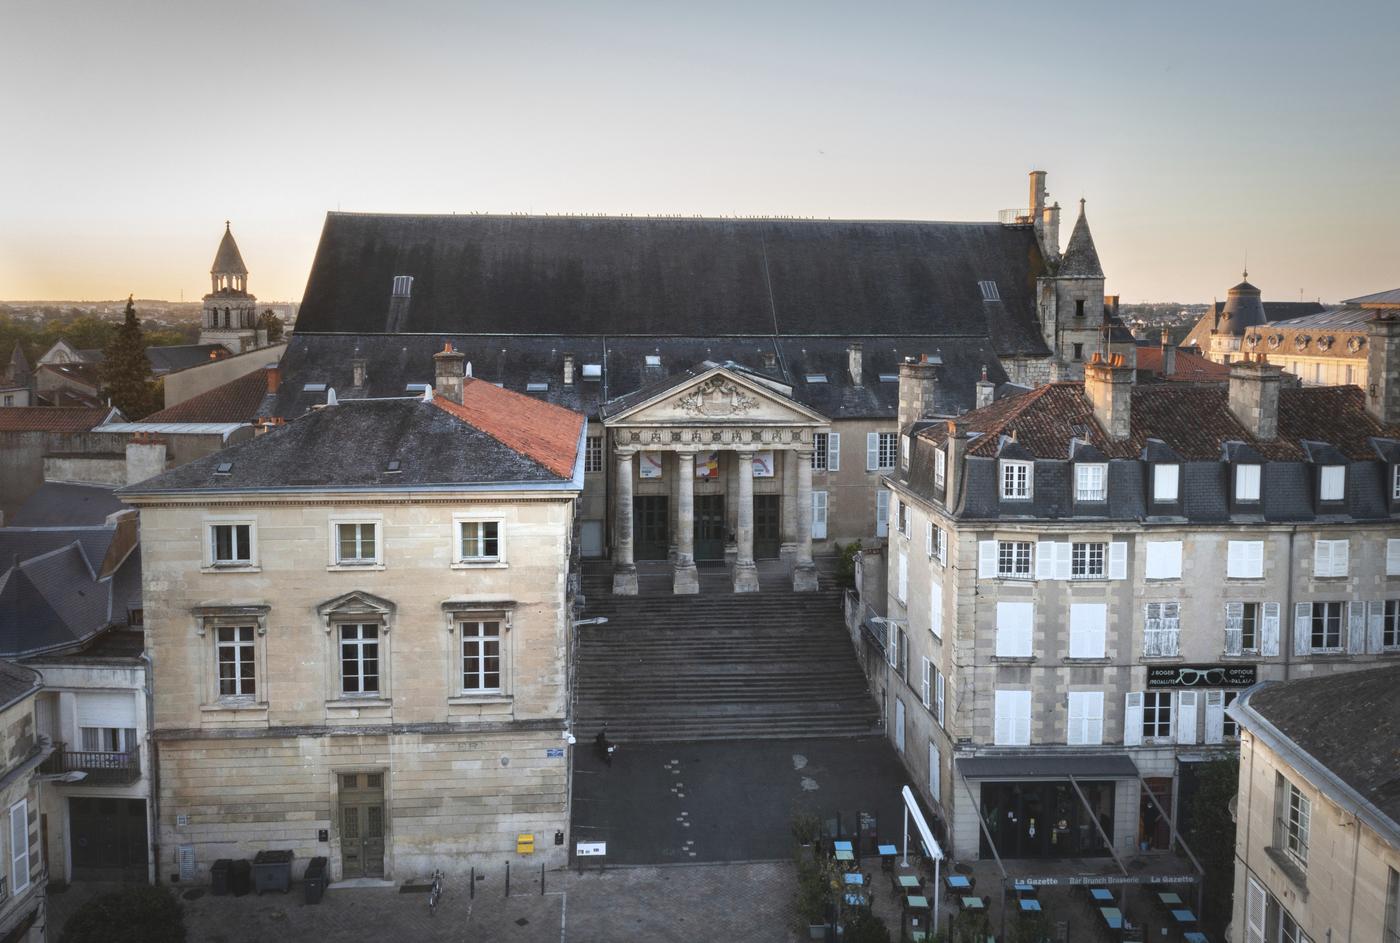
[574,560,881,743]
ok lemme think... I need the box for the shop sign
[1147,664,1257,688]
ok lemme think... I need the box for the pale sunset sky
[1,0,1396,304]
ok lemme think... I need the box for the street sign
[576,842,607,857]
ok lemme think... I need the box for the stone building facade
[870,318,1400,868]
[1228,666,1400,943]
[0,663,47,943]
[122,358,586,883]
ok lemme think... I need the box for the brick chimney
[848,343,863,386]
[433,342,466,405]
[944,420,967,509]
[563,354,575,387]
[265,364,281,394]
[126,433,167,485]
[1084,352,1134,440]
[1228,354,1282,440]
[897,355,941,431]
[1366,311,1400,426]
[1160,329,1176,377]
[975,365,995,410]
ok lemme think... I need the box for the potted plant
[791,811,822,850]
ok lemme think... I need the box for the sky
[1,0,1396,304]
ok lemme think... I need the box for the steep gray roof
[0,530,141,657]
[9,482,128,527]
[146,344,231,374]
[212,222,248,276]
[293,212,1053,356]
[0,662,39,713]
[1057,201,1104,278]
[1216,275,1268,336]
[1343,287,1400,306]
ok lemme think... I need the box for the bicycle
[427,868,445,915]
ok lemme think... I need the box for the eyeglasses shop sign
[1147,664,1257,689]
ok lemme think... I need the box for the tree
[60,884,185,943]
[100,296,162,418]
[1188,755,1240,926]
[258,308,284,343]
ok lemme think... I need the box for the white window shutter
[1244,878,1267,943]
[887,626,899,668]
[866,432,879,471]
[1334,539,1349,577]
[1369,600,1385,653]
[1013,691,1031,745]
[928,740,941,800]
[1108,541,1128,580]
[920,657,931,708]
[1035,541,1056,580]
[1261,603,1281,656]
[1123,693,1143,746]
[929,581,943,638]
[925,521,933,556]
[935,671,945,727]
[1176,690,1199,745]
[876,490,889,537]
[1294,602,1312,656]
[827,432,840,471]
[897,552,908,604]
[1204,691,1225,745]
[996,602,1033,657]
[811,491,827,540]
[1224,602,1244,656]
[1086,692,1104,745]
[1227,541,1243,577]
[978,540,997,578]
[1054,541,1073,581]
[1067,693,1085,745]
[1387,538,1400,577]
[994,692,1011,745]
[936,528,947,565]
[1145,541,1182,580]
[1070,603,1107,659]
[1346,601,1367,654]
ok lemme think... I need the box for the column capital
[614,446,638,459]
[792,448,815,459]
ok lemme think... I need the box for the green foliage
[949,908,992,943]
[1009,911,1054,943]
[841,907,891,943]
[60,884,186,943]
[835,540,862,589]
[100,297,162,418]
[1188,755,1240,924]
[791,811,821,846]
[258,309,284,343]
[793,850,835,929]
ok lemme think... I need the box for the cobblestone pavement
[45,861,799,943]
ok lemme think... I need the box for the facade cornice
[153,718,566,741]
[124,491,577,510]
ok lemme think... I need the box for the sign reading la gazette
[1146,664,1258,689]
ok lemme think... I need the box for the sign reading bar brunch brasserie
[1147,664,1258,689]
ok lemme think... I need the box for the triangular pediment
[604,365,828,427]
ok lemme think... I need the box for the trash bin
[210,859,232,896]
[303,857,328,905]
[229,858,252,897]
[253,850,294,895]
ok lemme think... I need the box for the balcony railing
[39,742,141,785]
[998,208,1036,225]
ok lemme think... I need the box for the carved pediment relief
[674,376,761,417]
[316,590,396,632]
[607,367,829,427]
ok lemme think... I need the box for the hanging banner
[638,452,664,479]
[695,451,720,478]
[751,450,775,478]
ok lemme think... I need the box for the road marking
[559,889,567,943]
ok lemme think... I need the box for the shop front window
[977,780,1115,859]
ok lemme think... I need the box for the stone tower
[1034,197,1122,380]
[199,222,262,353]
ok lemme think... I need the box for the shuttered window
[1070,542,1106,579]
[928,741,941,802]
[1152,464,1179,503]
[1225,602,1261,655]
[896,552,908,604]
[811,491,827,540]
[1308,602,1344,652]
[929,581,943,638]
[997,541,1033,579]
[812,433,829,471]
[994,690,1031,746]
[1068,603,1107,659]
[1142,691,1173,741]
[995,602,1034,657]
[935,671,945,727]
[1144,541,1183,579]
[1144,602,1181,657]
[1244,877,1267,943]
[1235,464,1261,502]
[8,800,28,893]
[867,432,896,470]
[1319,464,1346,501]
[1313,538,1349,578]
[934,449,946,491]
[1176,690,1199,745]
[1387,539,1400,576]
[919,658,931,708]
[1227,540,1264,579]
[875,490,889,537]
[1067,691,1104,745]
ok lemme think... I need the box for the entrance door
[70,797,148,882]
[339,772,386,879]
[753,495,780,559]
[693,495,725,561]
[633,497,670,561]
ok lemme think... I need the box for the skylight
[214,462,233,475]
[645,355,662,367]
[405,383,429,393]
[978,280,1001,302]
[805,373,828,383]
[385,460,401,473]
[581,364,602,379]
[302,383,326,392]
[526,382,548,392]
[878,373,899,383]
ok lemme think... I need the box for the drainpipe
[139,651,160,884]
[1282,527,1296,681]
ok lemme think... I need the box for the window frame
[329,517,383,569]
[1235,463,1262,503]
[458,618,504,695]
[8,800,28,895]
[1067,690,1105,745]
[993,689,1032,746]
[1075,463,1108,503]
[1144,601,1181,657]
[584,436,604,474]
[1281,778,1311,868]
[1141,690,1173,742]
[1309,601,1344,653]
[1152,463,1180,504]
[1000,460,1032,501]
[1227,540,1265,579]
[1318,464,1346,502]
[337,622,382,698]
[934,448,947,492]
[205,518,257,570]
[215,624,258,700]
[1384,600,1400,651]
[812,432,829,471]
[452,515,506,567]
[1070,541,1107,580]
[996,540,1033,579]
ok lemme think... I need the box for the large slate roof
[146,344,231,375]
[1239,665,1400,833]
[0,662,39,712]
[123,394,583,494]
[293,213,1052,356]
[9,482,129,527]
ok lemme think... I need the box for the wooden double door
[339,772,385,878]
[633,494,781,562]
[70,797,148,882]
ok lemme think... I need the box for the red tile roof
[922,382,1397,461]
[433,378,584,479]
[1135,346,1231,382]
[0,406,114,433]
[143,369,270,424]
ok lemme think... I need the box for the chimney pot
[1084,356,1134,440]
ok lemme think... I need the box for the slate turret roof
[1057,200,1104,278]
[211,221,248,276]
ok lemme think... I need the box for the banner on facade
[696,451,720,478]
[1146,664,1257,688]
[639,452,664,479]
[752,450,775,478]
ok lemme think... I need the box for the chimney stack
[1040,201,1061,262]
[1160,329,1176,377]
[1228,354,1282,440]
[945,420,967,510]
[975,364,995,409]
[1029,170,1047,217]
[563,354,575,387]
[352,351,368,389]
[897,354,942,431]
[1084,352,1134,440]
[433,342,466,405]
[265,364,281,394]
[847,343,863,386]
[1366,311,1400,426]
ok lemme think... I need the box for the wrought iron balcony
[39,742,141,785]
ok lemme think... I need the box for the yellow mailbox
[516,833,535,855]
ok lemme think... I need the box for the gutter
[1230,685,1400,848]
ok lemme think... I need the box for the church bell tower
[199,222,261,353]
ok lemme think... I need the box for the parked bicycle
[428,868,445,915]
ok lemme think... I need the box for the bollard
[470,866,475,900]
[505,860,510,898]
[541,862,546,895]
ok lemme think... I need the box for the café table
[1157,891,1183,907]
[833,840,853,853]
[1089,887,1114,903]
[1013,881,1037,899]
[897,874,922,892]
[1018,898,1042,913]
[960,896,986,912]
[944,874,972,893]
[906,895,931,915]
[1099,907,1123,930]
[877,843,897,871]
[1184,933,1209,943]
[835,848,854,862]
[844,872,865,887]
[1172,908,1198,926]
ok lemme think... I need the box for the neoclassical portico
[601,364,829,594]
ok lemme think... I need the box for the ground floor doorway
[1139,776,1173,850]
[753,495,780,559]
[338,772,386,879]
[694,495,725,561]
[633,497,670,561]
[977,780,1115,859]
[69,796,148,882]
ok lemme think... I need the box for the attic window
[878,373,899,383]
[581,364,602,380]
[805,374,828,384]
[214,462,233,476]
[385,460,401,474]
[526,382,549,392]
[644,355,662,367]
[302,383,327,392]
[405,383,430,393]
[978,280,1001,302]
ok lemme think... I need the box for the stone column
[612,448,638,595]
[733,450,759,592]
[793,448,818,590]
[673,451,699,594]
[779,449,798,561]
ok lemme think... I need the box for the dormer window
[1235,464,1261,503]
[1393,465,1400,501]
[805,374,827,384]
[900,434,910,470]
[1153,464,1180,503]
[1000,460,1032,500]
[978,280,1000,302]
[1319,465,1345,502]
[1075,463,1107,502]
[581,363,602,380]
[934,449,947,492]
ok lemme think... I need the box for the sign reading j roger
[1147,664,1258,688]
